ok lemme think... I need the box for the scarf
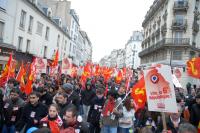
[41,115,63,133]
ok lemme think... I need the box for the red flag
[24,59,36,95]
[94,64,100,76]
[103,67,113,83]
[80,62,92,89]
[16,62,26,92]
[104,84,109,97]
[10,60,16,78]
[115,69,123,84]
[51,50,59,67]
[50,50,59,76]
[131,77,146,111]
[187,57,200,79]
[0,54,13,87]
[122,67,127,78]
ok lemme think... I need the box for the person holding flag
[100,90,123,133]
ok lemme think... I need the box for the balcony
[139,38,191,57]
[193,22,199,33]
[172,19,187,31]
[155,28,160,36]
[161,23,167,35]
[173,1,188,12]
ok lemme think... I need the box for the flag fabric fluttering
[103,67,113,83]
[0,54,13,87]
[24,59,36,95]
[187,57,200,79]
[115,69,123,84]
[131,77,147,111]
[16,62,26,92]
[50,50,59,76]
[80,62,92,88]
[51,50,59,67]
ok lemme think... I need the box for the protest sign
[144,64,178,113]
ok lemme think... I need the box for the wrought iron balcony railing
[139,38,190,57]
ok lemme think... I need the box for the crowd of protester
[0,73,199,133]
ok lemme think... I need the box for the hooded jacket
[81,88,96,106]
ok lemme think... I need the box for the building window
[36,21,43,35]
[69,43,72,52]
[0,21,4,42]
[26,39,30,53]
[28,16,33,33]
[173,50,182,60]
[64,40,67,50]
[44,46,47,58]
[175,15,184,24]
[45,26,49,40]
[18,36,23,51]
[73,45,76,54]
[57,34,60,47]
[74,35,77,41]
[174,31,183,44]
[19,10,26,29]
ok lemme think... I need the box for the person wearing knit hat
[62,83,80,112]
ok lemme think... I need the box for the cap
[62,83,73,92]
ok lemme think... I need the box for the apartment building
[139,0,200,87]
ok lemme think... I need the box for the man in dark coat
[62,83,80,112]
[87,88,105,133]
[81,81,96,120]
[15,92,48,133]
[190,93,200,127]
[2,89,25,133]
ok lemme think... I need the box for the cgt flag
[131,77,146,111]
[187,57,200,79]
[16,62,26,92]
[24,59,36,95]
[115,69,123,84]
[0,54,13,87]
[51,50,59,67]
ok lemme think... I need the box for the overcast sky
[70,0,155,62]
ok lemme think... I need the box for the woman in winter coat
[40,104,63,133]
[118,97,135,133]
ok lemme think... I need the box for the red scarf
[41,115,63,133]
[49,121,60,133]
[102,98,115,116]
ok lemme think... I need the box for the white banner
[35,58,47,76]
[144,64,178,113]
[61,57,72,74]
[50,65,58,76]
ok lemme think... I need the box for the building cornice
[25,0,71,39]
[142,0,167,27]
